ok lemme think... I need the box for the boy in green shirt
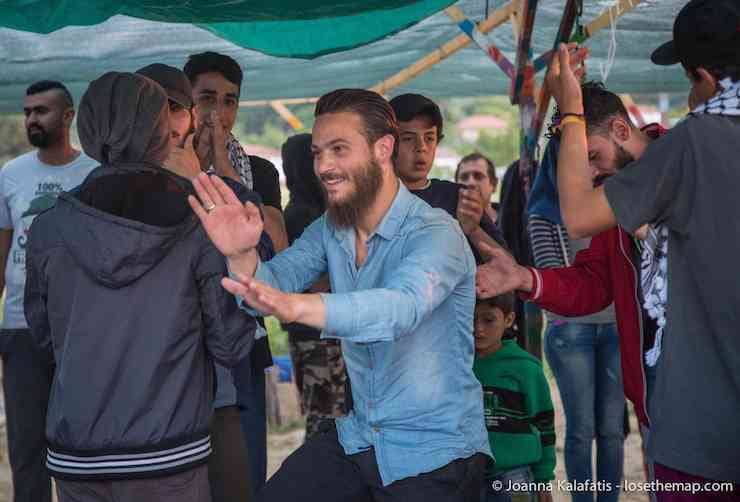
[473,292,556,502]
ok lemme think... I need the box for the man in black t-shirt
[183,52,287,252]
[184,52,282,496]
[389,94,506,263]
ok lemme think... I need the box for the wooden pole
[532,0,646,73]
[270,101,304,130]
[510,0,539,105]
[240,97,318,108]
[369,1,515,95]
[530,0,579,144]
[446,6,516,79]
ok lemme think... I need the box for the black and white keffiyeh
[691,77,740,117]
[205,132,254,190]
[642,78,740,367]
[641,225,668,367]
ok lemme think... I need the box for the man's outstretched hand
[475,242,533,299]
[223,274,300,323]
[223,273,326,329]
[545,43,589,114]
[188,173,263,259]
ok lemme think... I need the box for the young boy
[473,292,556,502]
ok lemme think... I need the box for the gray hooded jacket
[24,72,257,481]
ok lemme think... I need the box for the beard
[27,125,51,148]
[323,157,384,229]
[593,141,635,187]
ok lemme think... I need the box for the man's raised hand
[545,43,589,114]
[188,173,263,258]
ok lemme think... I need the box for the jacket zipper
[618,227,650,426]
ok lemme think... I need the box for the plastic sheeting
[0,0,689,114]
[0,0,456,58]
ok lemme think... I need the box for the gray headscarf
[78,72,170,166]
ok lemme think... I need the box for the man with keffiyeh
[541,0,740,497]
[183,51,287,495]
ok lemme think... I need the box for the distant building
[457,115,508,142]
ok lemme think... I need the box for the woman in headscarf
[23,72,258,502]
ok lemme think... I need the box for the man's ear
[610,117,632,143]
[373,134,396,164]
[63,108,75,128]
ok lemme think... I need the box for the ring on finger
[204,203,216,214]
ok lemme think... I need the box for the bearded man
[188,88,491,502]
[0,80,97,502]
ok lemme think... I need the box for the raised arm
[547,44,617,238]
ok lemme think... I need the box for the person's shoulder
[27,200,64,247]
[2,150,39,175]
[429,178,462,195]
[220,176,263,206]
[406,190,457,231]
[503,340,544,368]
[74,152,100,170]
[248,155,278,174]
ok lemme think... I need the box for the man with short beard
[0,80,97,502]
[189,88,491,501]
[476,82,667,495]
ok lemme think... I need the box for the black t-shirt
[249,155,282,211]
[410,179,507,263]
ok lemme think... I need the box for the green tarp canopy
[0,0,457,58]
[0,0,689,114]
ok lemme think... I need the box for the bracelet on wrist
[558,115,586,129]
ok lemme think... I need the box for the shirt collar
[329,181,413,244]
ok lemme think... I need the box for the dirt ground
[0,379,650,502]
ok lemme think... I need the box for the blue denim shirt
[244,184,491,485]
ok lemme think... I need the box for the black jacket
[24,164,258,481]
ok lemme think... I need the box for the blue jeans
[234,358,267,495]
[482,466,535,502]
[544,322,624,502]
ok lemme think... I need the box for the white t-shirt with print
[0,150,98,329]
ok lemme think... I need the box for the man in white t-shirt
[0,80,97,502]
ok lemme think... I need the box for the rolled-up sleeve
[321,221,473,343]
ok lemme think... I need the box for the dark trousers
[257,421,487,502]
[56,464,211,502]
[234,359,267,494]
[0,330,53,502]
[208,406,253,502]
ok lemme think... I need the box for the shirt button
[373,427,380,433]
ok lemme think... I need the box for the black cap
[389,93,444,137]
[135,63,193,109]
[651,0,740,68]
